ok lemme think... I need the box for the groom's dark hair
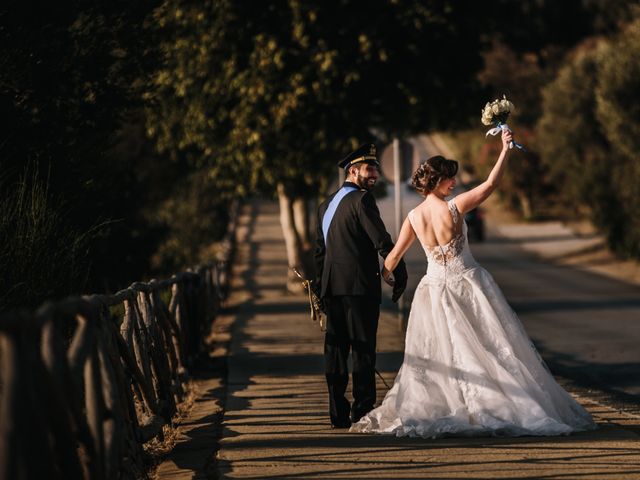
[411,155,459,196]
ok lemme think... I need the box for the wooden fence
[0,205,238,480]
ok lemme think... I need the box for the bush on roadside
[537,46,609,216]
[149,171,233,274]
[537,15,640,258]
[0,169,94,311]
[595,17,640,258]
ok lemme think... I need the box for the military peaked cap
[338,143,379,169]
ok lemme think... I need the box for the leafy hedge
[537,16,640,258]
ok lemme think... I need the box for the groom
[314,143,407,428]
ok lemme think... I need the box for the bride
[350,129,596,438]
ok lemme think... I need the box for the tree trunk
[277,182,305,293]
[292,196,311,251]
[518,191,533,220]
[293,195,317,280]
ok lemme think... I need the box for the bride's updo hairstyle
[411,155,459,196]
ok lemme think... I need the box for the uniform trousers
[324,295,380,425]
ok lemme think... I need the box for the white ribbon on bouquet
[485,122,526,151]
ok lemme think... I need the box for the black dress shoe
[331,419,352,429]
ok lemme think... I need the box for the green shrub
[537,47,609,215]
[0,169,95,311]
[537,15,640,258]
[596,18,640,161]
[596,17,640,258]
[149,171,233,274]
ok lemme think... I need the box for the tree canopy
[537,13,640,258]
[146,0,493,197]
[3,0,639,310]
[1,2,163,308]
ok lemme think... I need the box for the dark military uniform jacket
[314,182,395,302]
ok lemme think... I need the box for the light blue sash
[322,185,358,248]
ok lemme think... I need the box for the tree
[0,1,169,308]
[537,47,608,214]
[147,0,489,290]
[473,1,640,220]
[537,13,640,258]
[594,15,640,257]
[595,17,640,161]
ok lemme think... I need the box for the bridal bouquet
[481,95,526,151]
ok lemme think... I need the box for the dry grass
[142,379,198,480]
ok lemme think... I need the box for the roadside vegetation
[443,4,640,260]
[2,1,639,312]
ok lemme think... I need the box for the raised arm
[455,129,513,215]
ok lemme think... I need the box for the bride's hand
[502,128,513,151]
[382,266,395,286]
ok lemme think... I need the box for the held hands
[382,260,407,303]
[382,266,395,286]
[392,262,407,303]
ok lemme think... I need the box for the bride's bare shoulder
[411,199,431,217]
[422,197,449,214]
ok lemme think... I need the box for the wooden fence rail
[0,204,238,480]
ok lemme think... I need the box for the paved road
[472,234,640,397]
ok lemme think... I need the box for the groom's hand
[311,284,326,314]
[391,260,407,303]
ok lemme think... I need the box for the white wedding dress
[351,199,596,438]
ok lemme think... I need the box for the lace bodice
[408,199,478,280]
